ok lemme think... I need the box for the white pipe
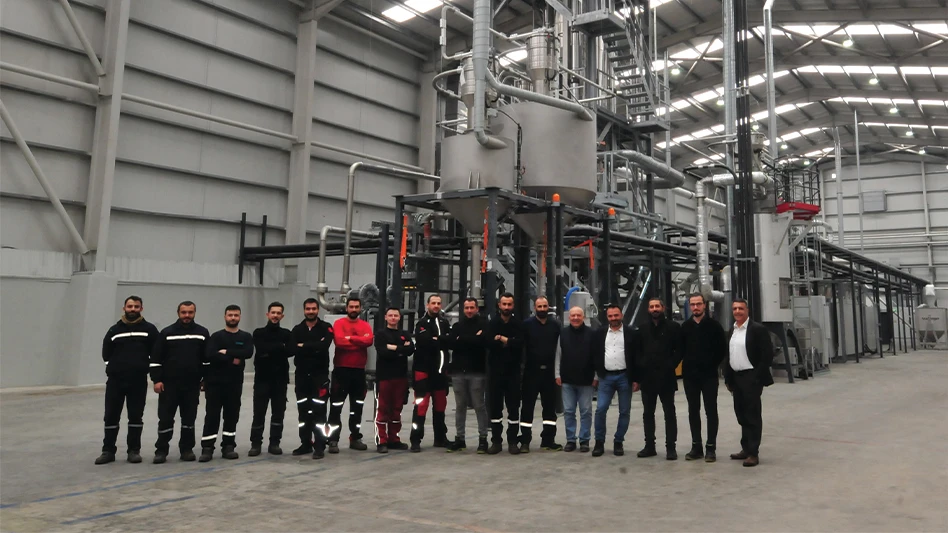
[763,0,778,159]
[471,0,507,150]
[835,132,844,245]
[486,70,594,121]
[613,150,686,188]
[58,0,106,77]
[432,68,463,100]
[0,62,99,92]
[122,93,297,140]
[673,187,727,210]
[0,99,90,255]
[317,225,377,312]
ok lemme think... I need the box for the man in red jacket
[328,297,374,453]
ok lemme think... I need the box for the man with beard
[96,296,159,465]
[486,293,524,455]
[150,301,209,464]
[410,294,452,452]
[445,297,490,454]
[556,306,598,453]
[373,307,414,453]
[635,298,682,460]
[592,304,638,457]
[248,302,292,457]
[290,298,334,459]
[200,305,254,462]
[328,297,374,452]
[519,296,563,453]
[679,293,727,462]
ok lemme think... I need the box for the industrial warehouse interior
[1,0,947,531]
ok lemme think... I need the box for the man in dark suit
[591,304,639,457]
[725,298,775,467]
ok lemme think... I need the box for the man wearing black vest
[249,302,292,457]
[151,301,208,463]
[556,306,598,453]
[96,296,159,465]
[725,298,775,468]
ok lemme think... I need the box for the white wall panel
[0,142,89,202]
[317,19,420,82]
[0,197,85,252]
[0,88,94,152]
[315,50,418,112]
[0,277,71,387]
[0,0,104,55]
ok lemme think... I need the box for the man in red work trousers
[410,294,452,452]
[373,307,414,453]
[328,297,374,453]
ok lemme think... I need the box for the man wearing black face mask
[249,302,292,457]
[97,296,159,465]
[519,296,563,453]
[635,298,682,460]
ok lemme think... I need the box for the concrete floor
[2,350,946,532]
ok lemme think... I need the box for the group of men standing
[96,290,774,468]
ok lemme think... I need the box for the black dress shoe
[705,448,717,462]
[592,441,605,457]
[637,446,657,458]
[292,444,313,456]
[613,442,624,456]
[666,447,678,460]
[563,442,577,452]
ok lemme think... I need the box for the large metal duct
[471,0,506,149]
[614,150,686,189]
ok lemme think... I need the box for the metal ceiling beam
[659,8,948,49]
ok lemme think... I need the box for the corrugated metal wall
[0,0,420,265]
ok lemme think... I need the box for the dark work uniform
[290,318,334,451]
[679,316,727,449]
[487,315,524,445]
[250,322,292,448]
[101,318,159,454]
[411,313,452,446]
[635,317,682,449]
[374,327,414,445]
[201,329,254,451]
[151,320,209,455]
[519,316,561,447]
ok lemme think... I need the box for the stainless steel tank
[491,101,597,239]
[438,132,517,233]
[526,31,556,95]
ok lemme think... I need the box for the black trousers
[295,372,330,450]
[488,368,521,444]
[683,375,719,447]
[201,380,243,451]
[731,371,764,456]
[409,370,448,445]
[641,387,678,447]
[155,379,200,454]
[327,367,367,443]
[519,366,557,445]
[102,376,147,453]
[250,377,287,446]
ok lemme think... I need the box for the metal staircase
[572,0,669,133]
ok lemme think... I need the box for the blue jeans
[595,372,633,443]
[561,383,594,443]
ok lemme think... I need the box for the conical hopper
[438,133,516,233]
[510,187,597,242]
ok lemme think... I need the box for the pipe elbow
[475,129,508,150]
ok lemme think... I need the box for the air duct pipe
[485,70,594,121]
[317,225,379,312]
[613,150,686,188]
[472,0,507,149]
[337,163,440,309]
[696,172,772,301]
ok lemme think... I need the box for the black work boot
[349,437,368,451]
[541,441,564,452]
[292,443,313,456]
[268,443,283,455]
[579,440,590,453]
[592,441,605,457]
[248,445,262,457]
[563,441,577,452]
[613,442,624,456]
[685,443,704,461]
[432,438,449,448]
[199,448,214,462]
[508,441,521,455]
[519,441,530,454]
[487,441,503,455]
[153,452,168,464]
[705,445,717,463]
[327,441,340,454]
[180,449,196,462]
[95,452,115,465]
[410,441,422,453]
[377,444,389,454]
[222,446,239,460]
[127,451,142,464]
[476,438,489,454]
[446,439,467,453]
[637,443,657,458]
[666,445,678,461]
[389,441,409,451]
[312,447,325,460]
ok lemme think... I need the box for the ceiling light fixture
[919,148,926,155]
[716,98,725,107]
[843,39,854,47]
[752,123,760,131]
[781,143,788,150]
[869,77,879,85]
[889,106,899,114]
[906,130,914,137]
[803,160,811,166]
[671,67,681,76]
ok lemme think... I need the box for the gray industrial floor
[2,350,947,532]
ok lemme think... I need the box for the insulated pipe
[0,100,90,255]
[432,68,463,101]
[345,163,440,299]
[763,0,778,159]
[613,150,686,188]
[485,70,594,121]
[672,187,727,210]
[318,225,378,312]
[471,0,507,149]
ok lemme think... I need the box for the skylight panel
[382,0,443,22]
[870,66,898,75]
[876,24,914,35]
[844,25,879,35]
[674,134,695,142]
[892,98,915,105]
[498,49,528,67]
[932,67,948,76]
[913,23,948,33]
[800,127,821,135]
[919,100,948,106]
[842,66,873,74]
[816,65,845,74]
[796,66,818,73]
[900,66,932,76]
[694,90,719,103]
[711,124,725,133]
[782,132,801,140]
[692,129,714,138]
[868,97,894,104]
[671,99,692,110]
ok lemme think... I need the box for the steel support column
[908,288,916,351]
[285,5,320,282]
[873,270,883,357]
[885,274,895,355]
[375,222,391,323]
[600,213,615,305]
[554,200,565,317]
[82,0,130,271]
[484,189,500,315]
[849,259,860,362]
[392,198,405,307]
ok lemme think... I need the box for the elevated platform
[777,201,821,220]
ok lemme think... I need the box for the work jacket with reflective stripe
[103,319,160,378]
[151,320,210,384]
